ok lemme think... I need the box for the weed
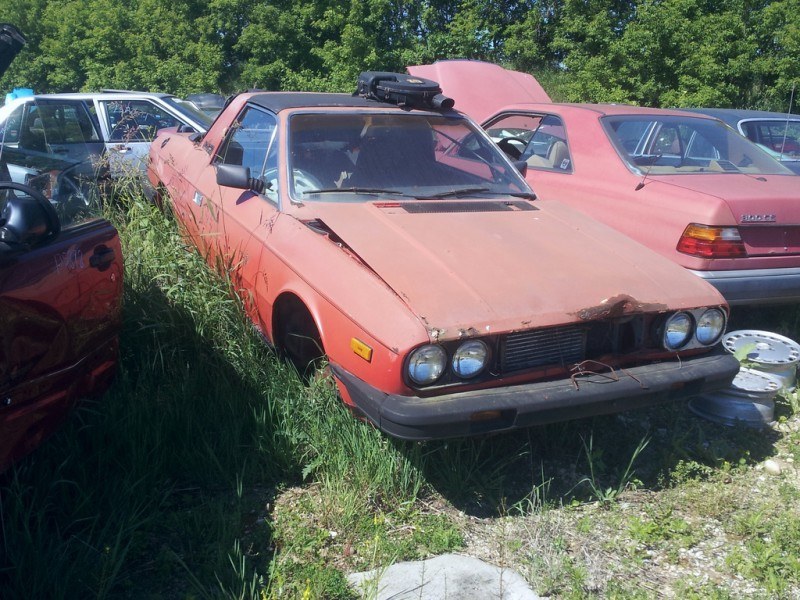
[724,500,800,594]
[627,506,702,556]
[577,434,649,505]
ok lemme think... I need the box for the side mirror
[215,164,265,193]
[513,160,528,177]
[0,183,61,248]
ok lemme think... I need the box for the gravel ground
[452,414,800,598]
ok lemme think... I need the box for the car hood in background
[0,24,25,78]
[407,61,551,125]
[305,200,723,337]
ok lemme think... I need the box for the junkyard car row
[2,25,797,464]
[409,61,800,306]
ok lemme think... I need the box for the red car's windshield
[287,112,531,201]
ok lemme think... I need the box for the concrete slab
[348,553,540,599]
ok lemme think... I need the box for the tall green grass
[1,195,290,597]
[0,192,440,598]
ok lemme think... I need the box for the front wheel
[275,302,324,379]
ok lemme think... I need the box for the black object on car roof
[356,71,455,110]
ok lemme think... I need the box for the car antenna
[635,151,661,191]
[778,82,796,161]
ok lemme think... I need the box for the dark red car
[1,24,122,471]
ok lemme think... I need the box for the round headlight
[407,345,447,386]
[663,312,693,350]
[696,308,726,345]
[452,340,489,378]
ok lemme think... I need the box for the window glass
[102,99,180,142]
[743,121,800,157]
[0,104,24,144]
[216,106,278,199]
[518,115,573,172]
[216,106,277,173]
[484,113,542,159]
[34,101,102,144]
[162,97,214,130]
[484,113,572,172]
[0,100,105,230]
[287,112,530,202]
[603,115,793,175]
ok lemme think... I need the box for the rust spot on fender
[575,294,668,321]
[457,327,481,339]
[428,327,446,341]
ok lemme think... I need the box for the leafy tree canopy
[0,0,797,110]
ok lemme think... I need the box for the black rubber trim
[330,352,741,440]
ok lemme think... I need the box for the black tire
[275,300,324,379]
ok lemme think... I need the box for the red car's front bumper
[331,352,740,440]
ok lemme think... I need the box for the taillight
[677,224,746,258]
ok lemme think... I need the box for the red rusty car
[148,72,739,440]
[409,61,800,305]
[0,24,122,471]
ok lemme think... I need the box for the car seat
[349,125,438,188]
[547,140,571,170]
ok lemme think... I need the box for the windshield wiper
[419,187,537,201]
[418,186,491,199]
[302,187,414,197]
[507,191,537,200]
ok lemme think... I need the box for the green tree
[753,0,800,110]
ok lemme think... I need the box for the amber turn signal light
[350,338,373,362]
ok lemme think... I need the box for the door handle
[114,144,131,153]
[89,245,115,271]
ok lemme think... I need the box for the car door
[0,97,106,185]
[0,108,122,469]
[95,97,186,178]
[193,104,279,329]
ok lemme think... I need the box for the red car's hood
[650,174,800,224]
[304,200,723,338]
[407,61,551,125]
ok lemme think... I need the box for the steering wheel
[496,137,528,160]
[0,181,61,244]
[261,167,324,197]
[54,161,99,207]
[292,169,323,195]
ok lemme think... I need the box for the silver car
[1,90,212,181]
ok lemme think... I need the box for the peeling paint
[428,327,446,341]
[576,294,668,321]
[457,327,481,339]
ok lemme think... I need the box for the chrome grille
[500,326,588,373]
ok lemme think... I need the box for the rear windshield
[603,115,794,176]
